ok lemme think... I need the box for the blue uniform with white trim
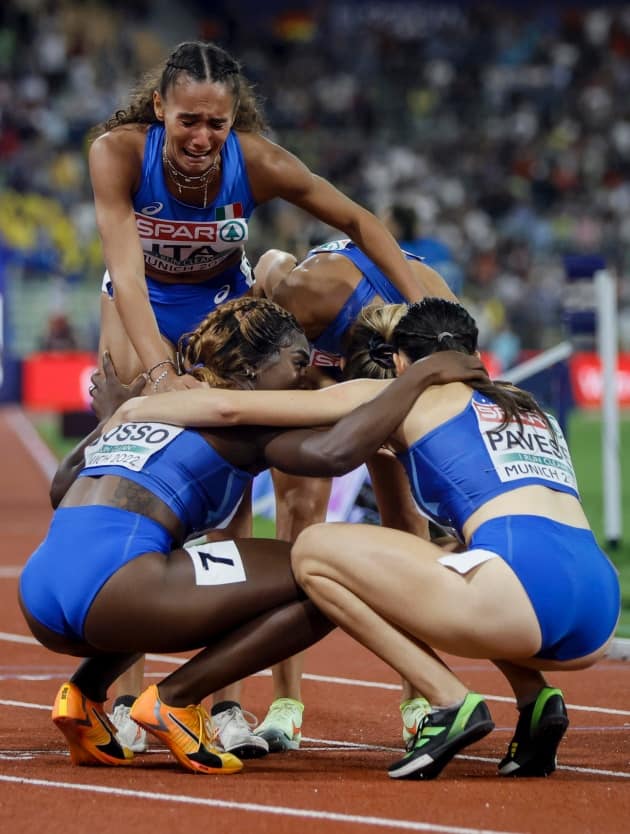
[307,240,421,370]
[102,124,257,343]
[19,424,252,640]
[397,390,620,660]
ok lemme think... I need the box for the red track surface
[1,406,629,834]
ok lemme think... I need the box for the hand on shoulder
[413,351,489,388]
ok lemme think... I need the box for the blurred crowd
[2,0,630,361]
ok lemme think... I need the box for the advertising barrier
[22,351,97,411]
[569,352,630,408]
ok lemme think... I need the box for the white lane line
[3,406,58,482]
[0,699,50,710]
[0,774,524,834]
[1,630,629,716]
[456,753,630,779]
[0,632,40,645]
[0,568,21,578]
[0,675,71,681]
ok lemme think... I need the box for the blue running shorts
[101,257,254,345]
[468,515,620,661]
[19,506,172,641]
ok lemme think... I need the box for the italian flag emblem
[215,203,243,220]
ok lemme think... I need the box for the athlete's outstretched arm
[104,377,390,432]
[241,132,423,302]
[258,353,489,477]
[105,352,487,433]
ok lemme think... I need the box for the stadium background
[0,0,628,627]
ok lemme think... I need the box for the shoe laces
[190,704,220,747]
[111,703,132,723]
[217,705,259,731]
[267,699,303,721]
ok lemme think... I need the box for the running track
[1,405,628,834]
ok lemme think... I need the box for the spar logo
[136,214,220,242]
[311,348,342,368]
[219,220,246,243]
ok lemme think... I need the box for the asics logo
[141,202,164,215]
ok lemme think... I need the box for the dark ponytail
[394,298,552,432]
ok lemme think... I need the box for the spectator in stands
[39,313,80,352]
[382,204,465,297]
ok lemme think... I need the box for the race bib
[84,423,184,472]
[136,214,249,275]
[185,540,247,586]
[472,401,578,492]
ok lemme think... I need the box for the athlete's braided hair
[92,41,266,138]
[177,297,304,389]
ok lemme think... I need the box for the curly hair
[92,40,267,138]
[177,297,304,389]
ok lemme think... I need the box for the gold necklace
[162,143,220,208]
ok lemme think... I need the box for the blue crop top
[397,390,579,537]
[133,125,256,277]
[307,240,422,365]
[78,422,252,535]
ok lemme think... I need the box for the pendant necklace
[162,142,219,208]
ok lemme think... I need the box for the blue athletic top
[307,240,421,366]
[133,125,256,277]
[78,422,252,535]
[397,390,579,537]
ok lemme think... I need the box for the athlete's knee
[291,523,331,586]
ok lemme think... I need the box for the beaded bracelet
[147,359,175,380]
[152,367,172,392]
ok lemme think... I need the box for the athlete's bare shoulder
[235,129,278,159]
[89,124,149,190]
[90,124,148,166]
